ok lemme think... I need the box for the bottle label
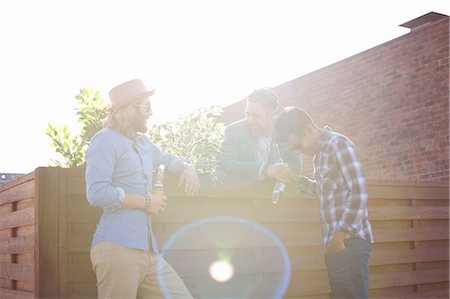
[153,183,164,195]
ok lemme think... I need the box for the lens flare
[209,260,234,282]
[158,216,291,299]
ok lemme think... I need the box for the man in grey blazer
[218,88,302,183]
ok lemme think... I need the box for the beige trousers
[90,241,193,299]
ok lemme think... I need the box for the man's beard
[132,115,148,134]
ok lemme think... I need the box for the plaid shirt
[301,127,374,249]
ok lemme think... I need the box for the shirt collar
[256,134,272,142]
[316,126,333,152]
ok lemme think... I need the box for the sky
[0,0,449,174]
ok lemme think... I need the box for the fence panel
[0,168,448,298]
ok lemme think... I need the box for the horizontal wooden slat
[68,204,449,226]
[409,287,449,299]
[370,268,449,289]
[287,268,450,296]
[0,263,34,281]
[285,270,330,295]
[367,183,449,200]
[0,236,34,255]
[67,224,323,251]
[0,180,34,206]
[370,206,449,220]
[165,193,313,205]
[182,271,300,297]
[160,224,449,248]
[68,221,324,251]
[166,249,290,278]
[373,226,449,242]
[370,246,449,266]
[68,197,320,223]
[153,205,322,223]
[284,295,330,299]
[370,286,449,299]
[0,208,34,230]
[283,245,449,272]
[367,179,449,188]
[67,221,449,252]
[154,204,450,223]
[15,280,34,293]
[155,223,323,249]
[0,287,34,299]
[0,172,34,193]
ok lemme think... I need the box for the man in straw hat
[86,79,199,298]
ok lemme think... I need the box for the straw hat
[108,79,155,111]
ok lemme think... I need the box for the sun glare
[209,260,234,282]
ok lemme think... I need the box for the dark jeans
[324,238,373,299]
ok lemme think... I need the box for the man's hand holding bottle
[143,164,167,214]
[267,163,298,184]
[144,192,167,214]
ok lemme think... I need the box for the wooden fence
[0,167,448,298]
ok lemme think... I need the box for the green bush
[148,106,225,178]
[45,88,108,168]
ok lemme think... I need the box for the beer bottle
[153,164,165,195]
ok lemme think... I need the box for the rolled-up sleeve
[85,133,124,210]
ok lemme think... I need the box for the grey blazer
[218,119,303,181]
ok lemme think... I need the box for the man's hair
[275,106,316,143]
[103,102,138,138]
[246,88,279,111]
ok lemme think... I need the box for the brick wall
[219,13,449,182]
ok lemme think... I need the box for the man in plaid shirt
[275,106,374,299]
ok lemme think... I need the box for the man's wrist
[144,194,151,210]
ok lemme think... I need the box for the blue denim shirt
[85,128,185,251]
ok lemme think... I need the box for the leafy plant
[75,88,109,143]
[148,106,225,178]
[45,88,108,167]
